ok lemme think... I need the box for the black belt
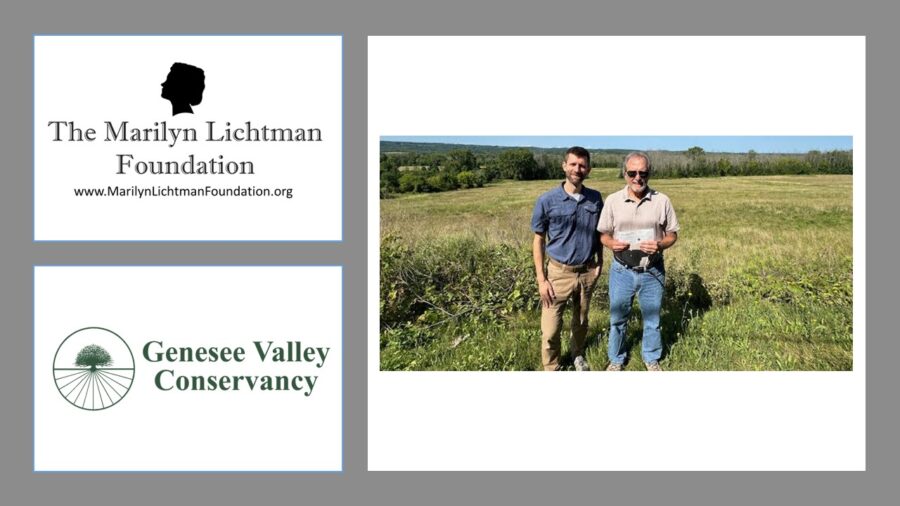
[613,255,660,273]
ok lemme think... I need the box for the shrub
[380,235,535,349]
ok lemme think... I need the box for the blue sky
[381,136,853,153]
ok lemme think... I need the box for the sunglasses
[626,170,650,179]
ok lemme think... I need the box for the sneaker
[645,361,663,371]
[606,362,623,371]
[573,355,590,371]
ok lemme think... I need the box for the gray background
[1,1,893,504]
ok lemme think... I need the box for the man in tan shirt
[597,151,679,371]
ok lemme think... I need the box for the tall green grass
[380,174,853,371]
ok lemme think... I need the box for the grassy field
[380,172,853,371]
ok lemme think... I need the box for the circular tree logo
[53,327,135,411]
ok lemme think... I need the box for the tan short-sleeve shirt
[597,186,680,240]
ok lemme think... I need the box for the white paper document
[616,228,655,250]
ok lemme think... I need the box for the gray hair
[622,151,652,172]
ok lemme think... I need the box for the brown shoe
[645,361,663,371]
[606,362,623,371]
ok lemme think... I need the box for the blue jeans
[608,260,666,364]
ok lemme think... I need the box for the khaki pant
[541,260,600,371]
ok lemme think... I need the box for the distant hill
[379,140,808,157]
[380,141,635,157]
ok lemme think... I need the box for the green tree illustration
[75,344,112,371]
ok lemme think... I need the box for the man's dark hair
[564,146,591,166]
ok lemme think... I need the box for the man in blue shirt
[531,146,603,371]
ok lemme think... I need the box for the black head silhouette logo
[161,62,205,116]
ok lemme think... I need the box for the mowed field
[380,172,853,371]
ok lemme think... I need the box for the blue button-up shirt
[531,184,603,266]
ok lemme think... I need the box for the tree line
[380,145,853,197]
[647,147,852,178]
